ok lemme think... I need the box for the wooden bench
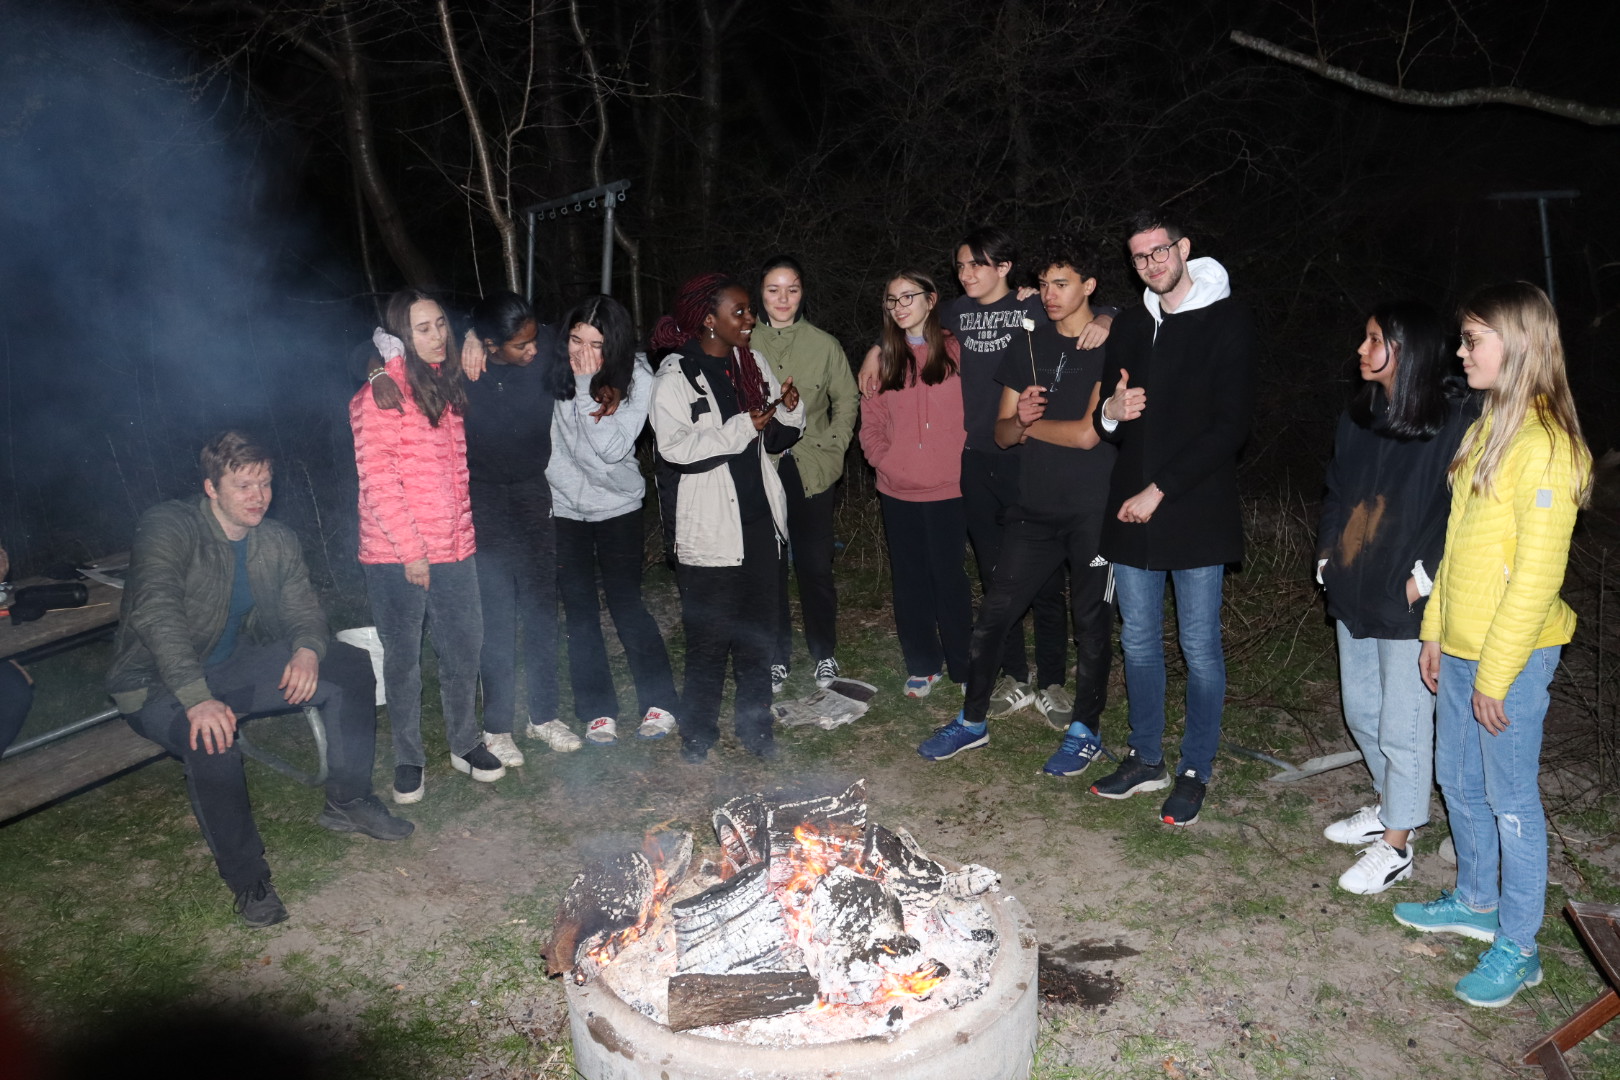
[1523,901,1620,1078]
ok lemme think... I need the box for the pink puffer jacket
[350,356,476,565]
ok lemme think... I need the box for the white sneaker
[525,718,583,752]
[586,716,618,745]
[770,664,790,695]
[484,732,525,767]
[638,707,677,739]
[1324,804,1384,845]
[1338,839,1413,895]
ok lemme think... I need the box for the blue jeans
[1335,624,1435,831]
[1435,646,1560,950]
[1113,563,1226,782]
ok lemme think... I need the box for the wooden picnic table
[0,555,169,823]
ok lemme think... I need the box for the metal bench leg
[237,705,330,787]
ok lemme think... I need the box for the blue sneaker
[1043,731,1102,777]
[1454,937,1542,1007]
[1392,889,1499,942]
[918,713,988,761]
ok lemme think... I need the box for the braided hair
[650,272,768,412]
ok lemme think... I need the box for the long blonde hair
[1451,281,1591,506]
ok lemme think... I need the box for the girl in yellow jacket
[1392,282,1591,1008]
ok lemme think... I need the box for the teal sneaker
[1392,889,1499,942]
[1454,937,1542,1007]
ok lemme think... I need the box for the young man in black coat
[1086,209,1257,826]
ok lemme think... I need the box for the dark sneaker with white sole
[235,879,289,928]
[1042,730,1103,777]
[1160,770,1207,826]
[451,743,506,782]
[1089,749,1170,799]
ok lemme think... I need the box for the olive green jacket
[752,319,859,497]
[107,496,329,714]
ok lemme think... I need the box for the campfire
[546,780,1004,1043]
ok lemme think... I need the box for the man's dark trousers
[125,640,378,894]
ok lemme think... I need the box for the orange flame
[583,866,670,967]
[879,965,947,1000]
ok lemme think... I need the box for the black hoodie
[1316,387,1479,639]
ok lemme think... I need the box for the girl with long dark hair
[858,270,971,700]
[547,294,679,742]
[351,289,498,803]
[751,255,859,693]
[648,273,803,763]
[1316,300,1476,894]
[460,291,576,761]
[1394,283,1591,1008]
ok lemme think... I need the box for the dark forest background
[2,0,1617,586]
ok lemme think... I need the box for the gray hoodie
[546,355,655,522]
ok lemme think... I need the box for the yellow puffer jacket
[1420,408,1581,698]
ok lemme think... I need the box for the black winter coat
[1316,390,1477,639]
[1095,296,1256,570]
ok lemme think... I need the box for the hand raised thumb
[1115,368,1131,391]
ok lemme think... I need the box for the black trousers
[774,454,839,666]
[675,515,781,752]
[125,640,378,894]
[0,660,33,757]
[556,507,679,722]
[880,494,973,682]
[960,447,1068,687]
[963,513,1114,729]
[470,477,559,733]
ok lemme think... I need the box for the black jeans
[774,454,839,666]
[879,494,973,682]
[960,447,1068,687]
[0,660,32,757]
[963,513,1114,730]
[556,507,678,722]
[675,515,781,752]
[125,640,379,894]
[470,478,559,733]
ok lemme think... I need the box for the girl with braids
[649,273,804,763]
[1316,300,1477,895]
[1393,282,1591,1008]
[351,289,501,804]
[858,270,972,700]
[548,294,680,743]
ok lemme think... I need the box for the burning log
[546,830,692,980]
[713,779,869,880]
[665,970,819,1031]
[673,862,804,975]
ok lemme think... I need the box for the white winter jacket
[547,355,655,522]
[650,347,805,567]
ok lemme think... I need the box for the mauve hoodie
[858,334,966,502]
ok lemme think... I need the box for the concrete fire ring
[566,889,1038,1080]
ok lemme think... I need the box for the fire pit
[548,781,1039,1080]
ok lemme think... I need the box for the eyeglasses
[883,291,927,310]
[1130,243,1178,269]
[1459,329,1498,352]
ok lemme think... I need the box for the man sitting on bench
[108,431,411,927]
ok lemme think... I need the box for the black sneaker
[1160,770,1207,826]
[680,740,711,764]
[451,743,506,782]
[318,794,416,841]
[1089,749,1170,799]
[234,879,289,928]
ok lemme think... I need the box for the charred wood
[665,970,819,1031]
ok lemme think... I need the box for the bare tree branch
[1230,30,1620,126]
[436,0,521,291]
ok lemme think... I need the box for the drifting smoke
[0,2,361,576]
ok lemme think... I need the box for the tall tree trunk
[436,0,521,292]
[332,2,438,289]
